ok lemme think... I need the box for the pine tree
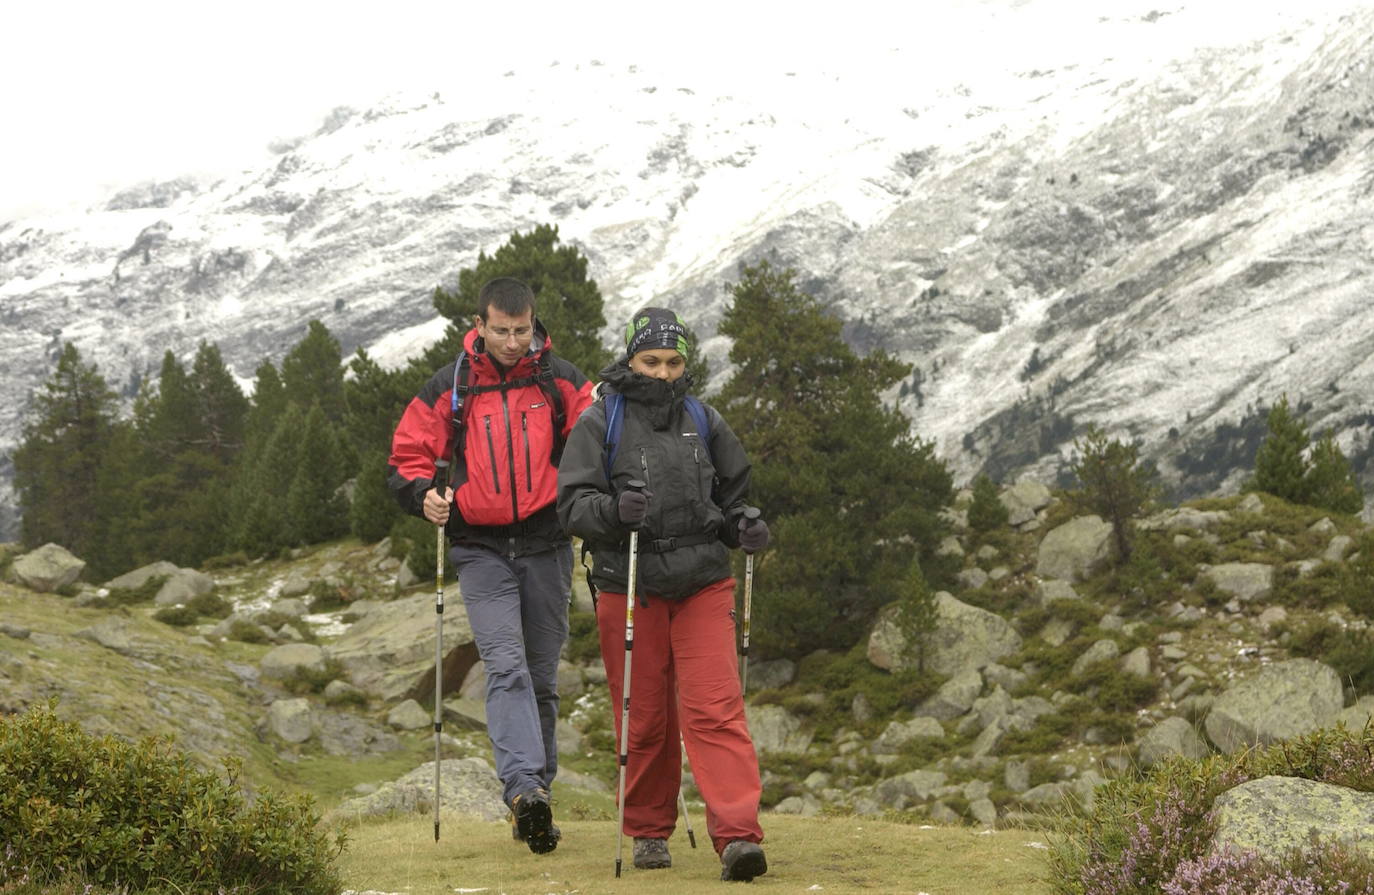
[1252,395,1312,504]
[350,448,401,543]
[1069,425,1158,564]
[422,224,613,379]
[12,343,124,568]
[1307,431,1364,515]
[191,341,249,462]
[285,403,351,545]
[281,320,347,424]
[967,474,1010,532]
[715,260,953,656]
[896,559,939,673]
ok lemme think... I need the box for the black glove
[738,516,770,553]
[617,488,652,527]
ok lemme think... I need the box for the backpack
[449,350,568,465]
[602,391,712,480]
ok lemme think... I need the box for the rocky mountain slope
[3,2,1372,540]
[3,482,1371,830]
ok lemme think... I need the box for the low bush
[1048,724,1374,894]
[84,576,167,610]
[0,704,345,894]
[152,605,198,627]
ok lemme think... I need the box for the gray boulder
[871,716,944,754]
[153,568,216,606]
[919,668,984,720]
[1325,535,1355,562]
[957,567,989,590]
[1204,659,1343,753]
[11,543,85,592]
[745,704,813,754]
[872,768,948,809]
[747,658,797,691]
[1199,563,1273,602]
[1034,578,1080,605]
[867,592,1022,675]
[1000,480,1052,527]
[1035,516,1114,581]
[329,590,476,701]
[1137,717,1209,768]
[103,560,180,591]
[267,698,314,743]
[1071,638,1121,676]
[330,758,506,822]
[1212,776,1374,861]
[76,616,140,656]
[260,643,328,680]
[386,698,432,730]
[1138,507,1230,533]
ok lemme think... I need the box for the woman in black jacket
[557,308,771,882]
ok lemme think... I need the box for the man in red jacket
[388,277,594,854]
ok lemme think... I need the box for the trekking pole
[679,746,697,848]
[615,479,646,878]
[739,506,762,692]
[432,459,449,843]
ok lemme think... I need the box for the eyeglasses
[485,326,532,341]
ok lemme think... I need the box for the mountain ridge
[2,2,1372,540]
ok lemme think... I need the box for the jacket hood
[599,358,694,430]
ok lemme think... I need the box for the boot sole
[515,797,557,854]
[721,847,767,881]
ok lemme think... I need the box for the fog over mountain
[3,1,1372,539]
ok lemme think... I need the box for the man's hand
[423,486,454,525]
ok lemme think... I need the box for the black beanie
[624,307,691,358]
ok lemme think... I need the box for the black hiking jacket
[556,359,752,600]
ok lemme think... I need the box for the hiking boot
[512,819,561,845]
[510,788,557,854]
[632,837,672,870]
[719,840,767,882]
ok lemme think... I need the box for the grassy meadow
[335,814,1054,895]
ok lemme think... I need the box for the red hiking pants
[596,576,764,854]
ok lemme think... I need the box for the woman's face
[629,348,686,381]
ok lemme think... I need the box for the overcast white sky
[0,0,1354,222]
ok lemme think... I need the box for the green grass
[335,813,1055,895]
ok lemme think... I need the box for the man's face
[476,307,535,369]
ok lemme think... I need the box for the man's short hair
[477,277,536,320]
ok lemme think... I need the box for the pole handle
[624,478,647,531]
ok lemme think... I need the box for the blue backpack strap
[603,393,712,483]
[683,396,710,453]
[602,393,625,482]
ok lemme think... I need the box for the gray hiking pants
[451,542,572,806]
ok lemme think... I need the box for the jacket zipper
[522,412,532,491]
[501,386,519,523]
[483,417,500,493]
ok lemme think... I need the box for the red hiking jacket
[388,323,593,555]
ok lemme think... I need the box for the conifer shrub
[281,659,348,696]
[227,620,270,644]
[152,604,198,627]
[0,704,345,894]
[967,474,1010,532]
[202,551,251,570]
[86,576,167,609]
[1280,618,1374,694]
[1047,723,1374,894]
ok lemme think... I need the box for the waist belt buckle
[650,537,677,553]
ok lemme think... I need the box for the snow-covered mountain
[3,1,1373,539]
